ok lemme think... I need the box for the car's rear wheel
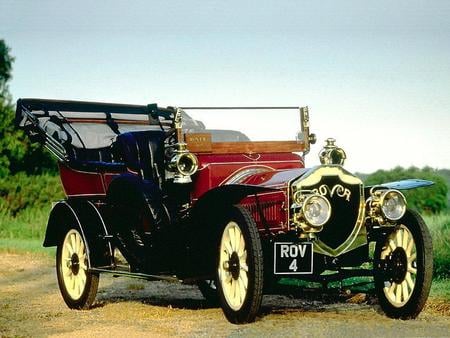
[56,228,99,309]
[374,210,433,319]
[216,206,263,324]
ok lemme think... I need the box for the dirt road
[0,253,449,337]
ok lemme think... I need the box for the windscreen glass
[182,108,302,142]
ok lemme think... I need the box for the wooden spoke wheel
[374,210,433,319]
[216,206,263,324]
[56,228,99,309]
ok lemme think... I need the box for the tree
[0,39,55,177]
[0,40,14,99]
[365,166,448,214]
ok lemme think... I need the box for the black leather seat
[113,130,166,182]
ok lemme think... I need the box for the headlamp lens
[302,195,331,227]
[381,190,406,221]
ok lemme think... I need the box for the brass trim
[319,138,347,166]
[294,165,362,187]
[366,187,407,225]
[289,165,367,257]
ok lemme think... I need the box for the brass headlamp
[367,187,407,224]
[167,108,199,184]
[168,143,199,183]
[291,191,332,234]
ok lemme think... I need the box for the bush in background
[0,173,64,217]
[0,173,63,239]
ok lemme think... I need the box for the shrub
[0,172,64,217]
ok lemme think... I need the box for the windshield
[182,107,302,142]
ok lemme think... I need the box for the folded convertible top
[14,98,173,126]
[17,98,151,113]
[15,98,178,161]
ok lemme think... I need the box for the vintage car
[16,98,433,323]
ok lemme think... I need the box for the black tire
[56,227,99,309]
[374,209,433,319]
[216,206,264,324]
[197,279,219,306]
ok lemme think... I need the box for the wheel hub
[389,247,408,283]
[228,252,240,280]
[71,253,80,275]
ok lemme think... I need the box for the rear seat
[66,147,125,172]
[113,130,166,181]
[65,130,166,177]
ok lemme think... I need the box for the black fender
[180,184,276,279]
[44,199,113,268]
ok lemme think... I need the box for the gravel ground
[0,253,449,337]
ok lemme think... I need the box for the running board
[90,268,180,283]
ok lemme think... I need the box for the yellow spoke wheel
[56,228,99,309]
[216,206,263,324]
[374,210,433,319]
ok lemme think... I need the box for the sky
[1,0,449,173]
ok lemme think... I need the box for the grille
[243,201,283,227]
[301,175,363,249]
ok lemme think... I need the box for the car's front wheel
[374,210,433,319]
[216,206,263,324]
[56,228,99,309]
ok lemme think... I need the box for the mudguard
[44,199,113,268]
[368,179,434,191]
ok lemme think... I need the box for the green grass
[430,278,450,300]
[424,212,450,278]
[0,238,55,256]
[0,205,50,239]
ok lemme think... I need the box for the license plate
[274,242,313,275]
